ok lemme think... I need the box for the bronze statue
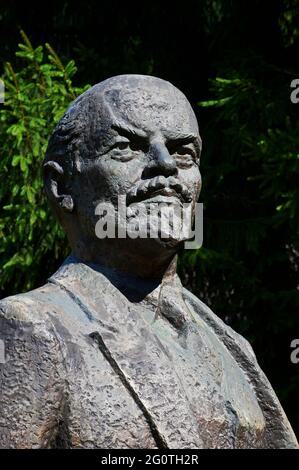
[0,75,297,448]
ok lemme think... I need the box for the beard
[124,199,194,247]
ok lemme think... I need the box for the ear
[43,161,74,213]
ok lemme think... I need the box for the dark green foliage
[0,31,89,296]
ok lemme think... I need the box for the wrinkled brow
[166,133,201,147]
[111,122,202,156]
[111,122,148,139]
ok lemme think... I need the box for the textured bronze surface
[0,75,297,448]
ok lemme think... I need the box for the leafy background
[0,0,298,438]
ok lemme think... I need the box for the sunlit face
[71,76,202,246]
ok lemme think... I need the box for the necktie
[154,281,190,331]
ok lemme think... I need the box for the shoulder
[182,287,257,363]
[0,284,70,392]
[0,286,68,448]
[0,283,65,342]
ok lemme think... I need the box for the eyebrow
[166,134,202,155]
[166,133,200,144]
[110,122,202,155]
[111,122,148,139]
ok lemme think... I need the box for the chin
[155,236,184,250]
[118,212,188,253]
[145,223,185,251]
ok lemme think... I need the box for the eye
[176,146,195,157]
[172,146,197,167]
[109,135,148,163]
[110,139,136,162]
[113,141,130,151]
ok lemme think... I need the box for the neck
[71,237,179,281]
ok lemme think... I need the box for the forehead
[100,81,199,137]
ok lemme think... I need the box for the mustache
[126,176,192,204]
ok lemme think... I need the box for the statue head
[44,75,202,276]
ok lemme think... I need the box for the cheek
[80,159,144,202]
[195,170,202,196]
[180,167,202,200]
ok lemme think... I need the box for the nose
[144,141,178,178]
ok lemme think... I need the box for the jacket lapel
[50,257,204,449]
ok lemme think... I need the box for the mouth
[127,178,191,206]
[140,187,184,204]
[128,193,184,208]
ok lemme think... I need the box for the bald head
[95,74,199,136]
